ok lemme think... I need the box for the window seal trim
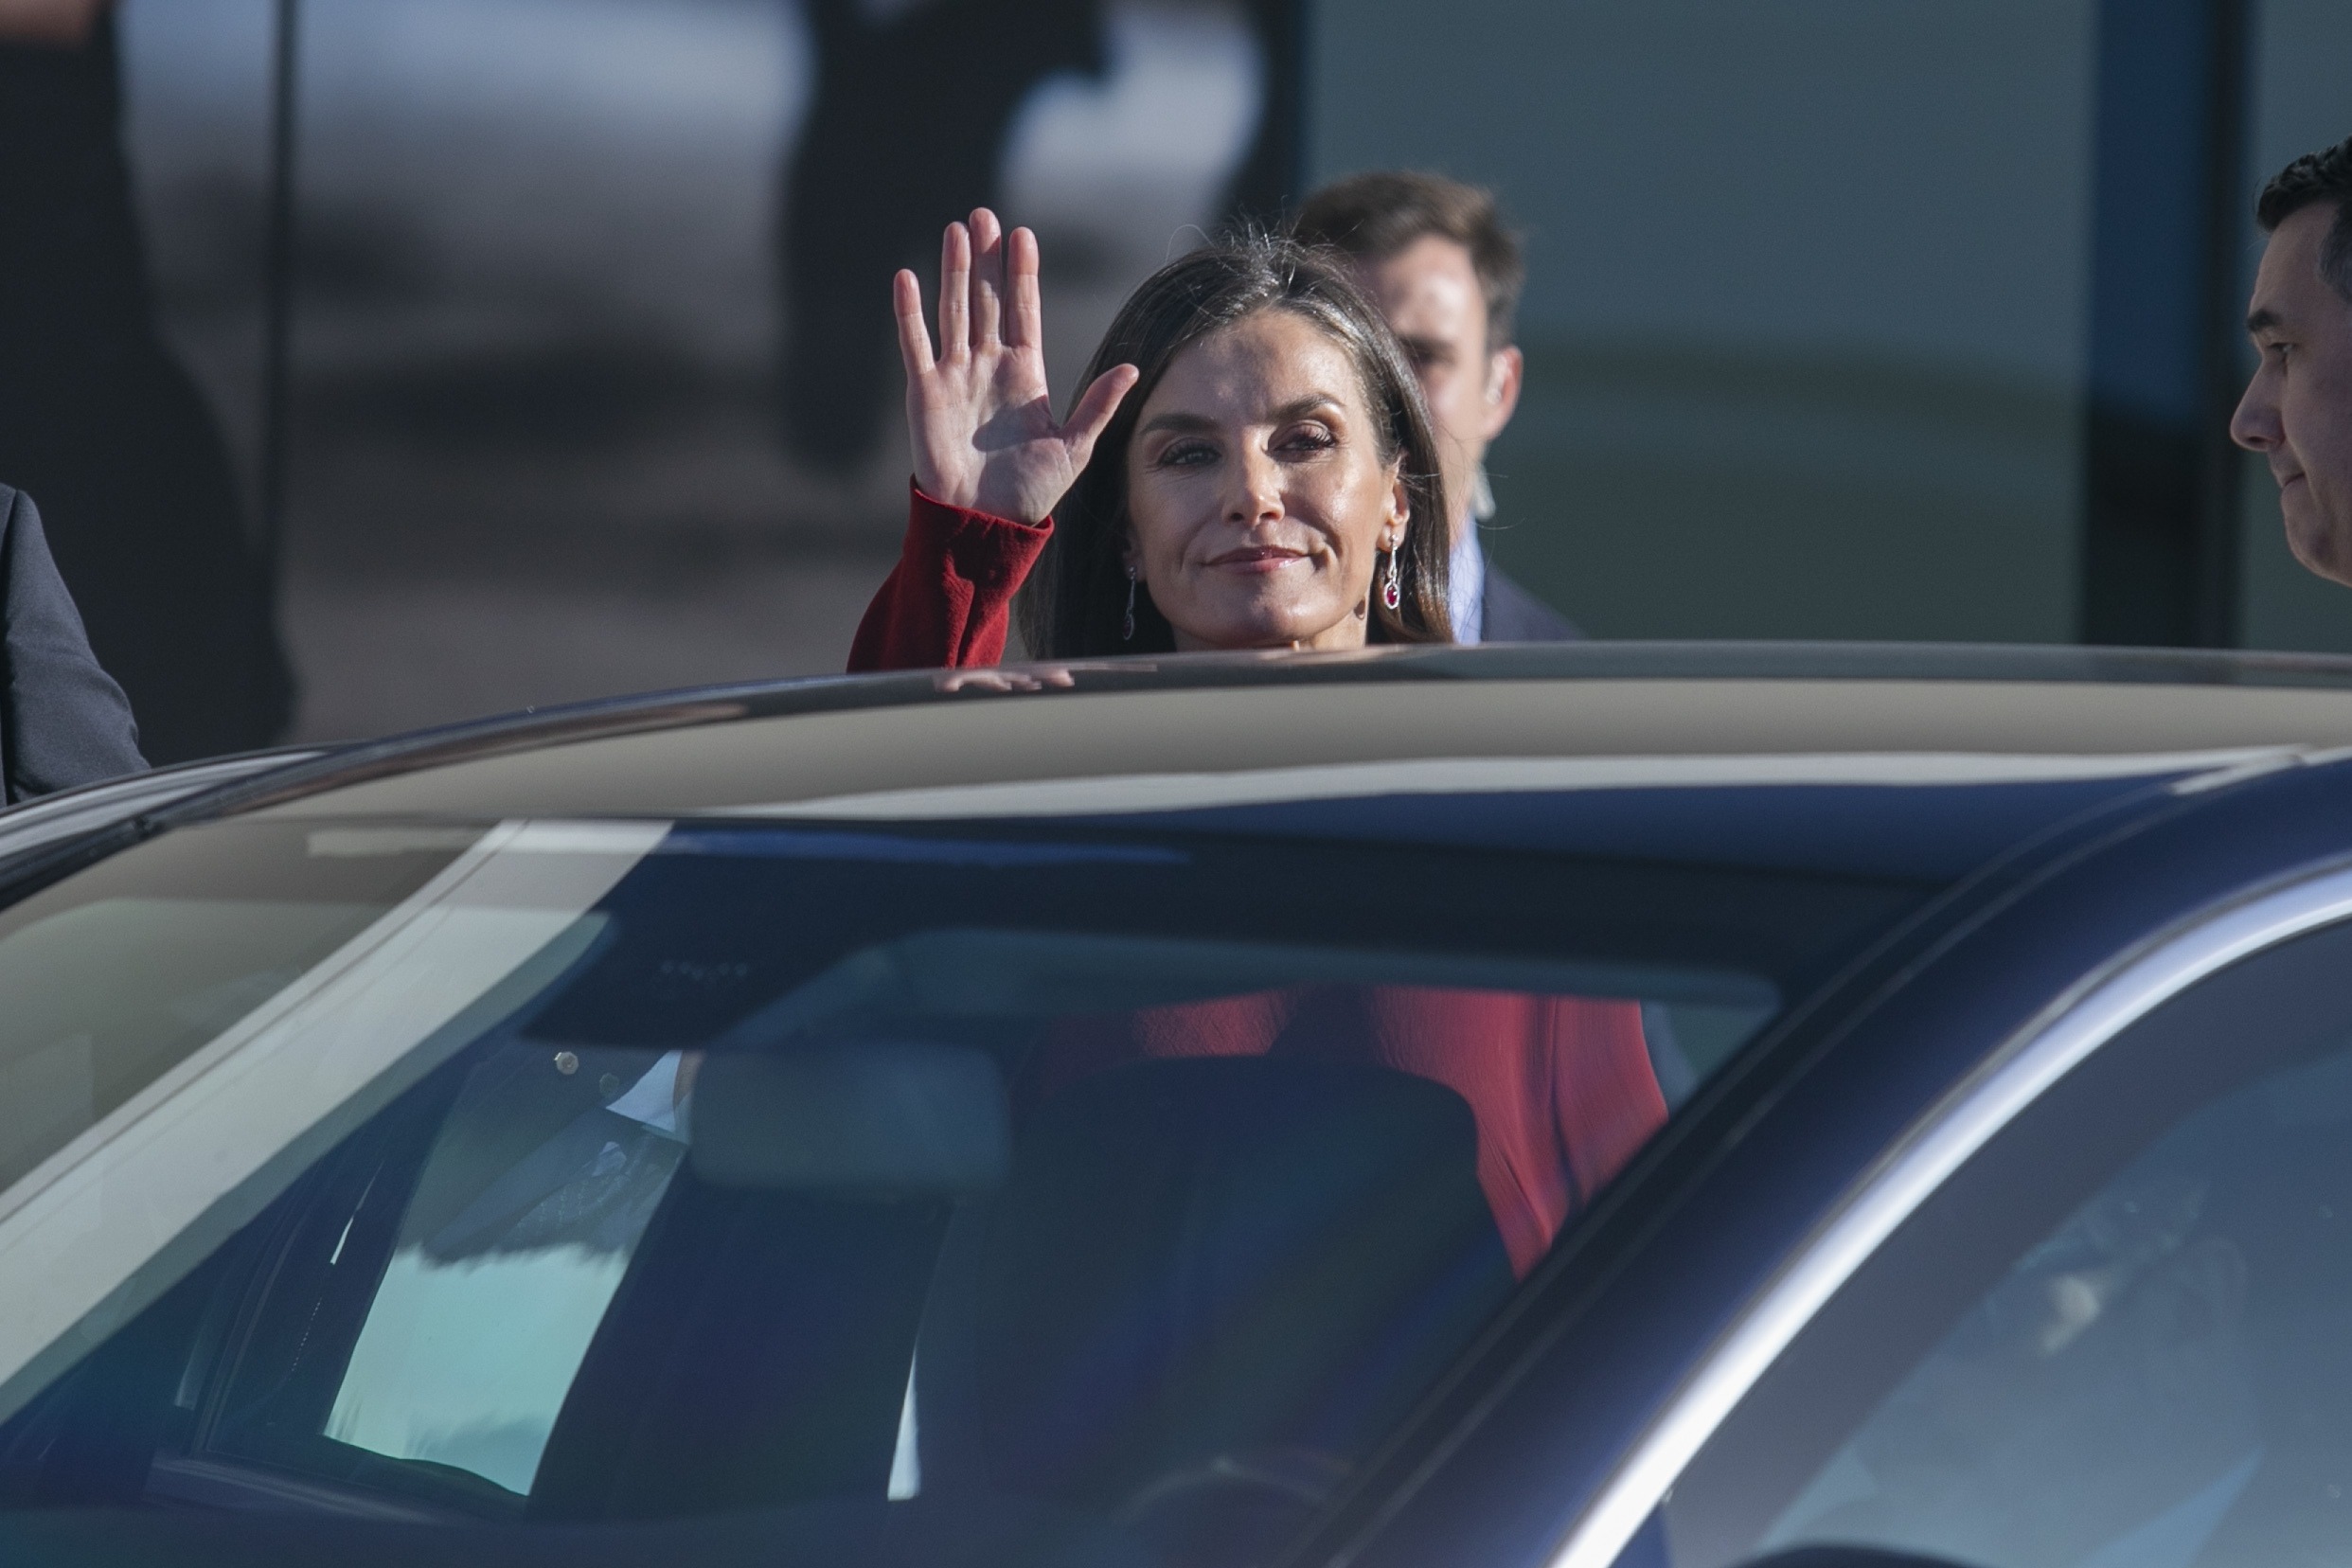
[1543,854,2352,1568]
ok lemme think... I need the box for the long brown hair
[1017,233,1452,657]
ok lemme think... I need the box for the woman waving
[846,212,1661,1274]
[849,209,1451,668]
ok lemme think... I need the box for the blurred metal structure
[2077,0,2252,649]
[257,0,300,608]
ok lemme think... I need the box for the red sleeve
[1545,998,1668,1206]
[1014,990,1302,1112]
[846,481,1054,672]
[1362,989,1667,1276]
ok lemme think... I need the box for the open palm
[895,209,1138,526]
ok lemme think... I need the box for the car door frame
[1281,754,2352,1568]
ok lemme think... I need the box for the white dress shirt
[1449,526,1488,645]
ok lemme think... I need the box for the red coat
[848,484,1049,671]
[849,485,1669,1274]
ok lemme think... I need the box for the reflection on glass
[1683,1041,2352,1568]
[0,818,485,1194]
[327,1047,692,1493]
[1762,1171,2257,1568]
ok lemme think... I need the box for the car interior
[0,814,1918,1568]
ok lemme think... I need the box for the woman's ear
[1119,530,1141,581]
[1387,461,1412,542]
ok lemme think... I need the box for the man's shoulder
[1481,563,1581,642]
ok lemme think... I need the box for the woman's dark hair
[1017,232,1452,657]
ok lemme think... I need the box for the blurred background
[6,0,2346,758]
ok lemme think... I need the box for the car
[1,640,2351,1568]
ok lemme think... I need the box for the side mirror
[689,1043,1008,1197]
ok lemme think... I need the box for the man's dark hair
[1292,171,1525,349]
[2256,135,2352,300]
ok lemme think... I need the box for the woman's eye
[1158,441,1216,468]
[1277,425,1338,454]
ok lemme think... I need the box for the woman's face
[1124,309,1410,651]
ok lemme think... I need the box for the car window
[1657,917,2352,1568]
[325,1046,691,1489]
[0,822,487,1193]
[0,813,1929,1559]
[202,1042,692,1502]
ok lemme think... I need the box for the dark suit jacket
[1482,563,1581,643]
[0,485,144,800]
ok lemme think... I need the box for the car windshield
[0,811,1928,1559]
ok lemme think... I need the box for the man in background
[0,482,144,797]
[2233,136,2352,592]
[1294,172,1577,642]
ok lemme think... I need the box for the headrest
[690,1043,1008,1196]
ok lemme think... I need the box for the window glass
[0,822,485,1193]
[1310,0,2094,646]
[1660,920,2352,1568]
[319,1046,691,1493]
[0,814,1924,1557]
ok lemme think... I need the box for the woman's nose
[1225,448,1282,522]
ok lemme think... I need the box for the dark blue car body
[1,641,2349,1568]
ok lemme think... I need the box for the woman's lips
[1205,545,1308,574]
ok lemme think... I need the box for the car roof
[119,641,2343,887]
[220,641,2352,818]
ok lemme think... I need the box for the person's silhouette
[0,12,294,761]
[776,0,1109,474]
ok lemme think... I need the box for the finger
[1006,226,1043,350]
[937,222,970,361]
[893,269,935,378]
[1062,364,1141,464]
[937,669,1020,693]
[969,207,1004,347]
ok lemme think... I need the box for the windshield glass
[0,811,1929,1559]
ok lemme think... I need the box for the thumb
[1061,364,1140,468]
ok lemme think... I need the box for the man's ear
[1482,345,1523,441]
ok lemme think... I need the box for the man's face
[1360,236,1523,544]
[2233,202,2352,585]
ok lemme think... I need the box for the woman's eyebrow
[1137,395,1346,438]
[1136,411,1220,437]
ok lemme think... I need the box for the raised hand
[895,209,1139,526]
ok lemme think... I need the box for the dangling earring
[1122,565,1138,642]
[1380,542,1402,613]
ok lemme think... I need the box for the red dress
[849,486,1669,1274]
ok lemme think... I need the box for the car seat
[908,1056,1515,1559]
